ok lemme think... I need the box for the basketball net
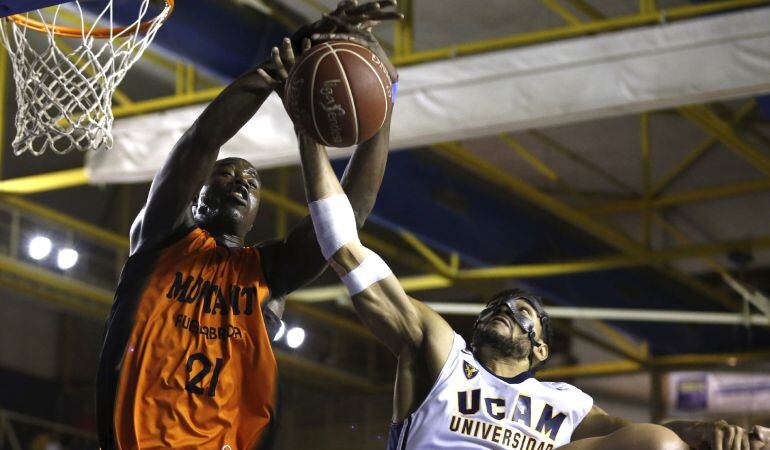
[0,0,173,155]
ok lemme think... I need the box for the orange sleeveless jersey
[97,228,277,450]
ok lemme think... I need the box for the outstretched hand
[297,0,403,82]
[257,37,311,99]
[750,426,769,450]
[319,0,403,33]
[700,420,751,450]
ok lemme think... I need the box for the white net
[0,0,172,155]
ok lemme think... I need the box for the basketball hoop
[0,0,175,155]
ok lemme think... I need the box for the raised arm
[130,58,278,254]
[127,2,376,255]
[256,1,402,304]
[297,128,454,372]
[297,131,454,422]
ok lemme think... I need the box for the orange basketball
[284,41,393,148]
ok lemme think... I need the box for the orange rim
[6,0,174,38]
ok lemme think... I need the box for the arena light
[273,321,286,341]
[57,248,79,270]
[285,327,305,349]
[28,236,52,260]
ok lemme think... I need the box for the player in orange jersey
[95,2,401,449]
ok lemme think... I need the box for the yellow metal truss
[678,105,770,177]
[652,101,756,195]
[393,0,770,66]
[586,178,770,215]
[1,0,758,122]
[641,113,652,246]
[538,349,770,379]
[433,141,741,311]
[540,0,583,26]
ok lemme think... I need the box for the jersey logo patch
[463,361,479,380]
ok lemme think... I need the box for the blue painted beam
[0,0,68,17]
[83,0,290,80]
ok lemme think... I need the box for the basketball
[284,41,393,148]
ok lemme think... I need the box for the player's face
[472,299,542,359]
[481,299,542,340]
[194,158,261,233]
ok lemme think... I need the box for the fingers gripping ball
[284,41,393,148]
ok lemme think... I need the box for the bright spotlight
[28,236,52,260]
[57,248,79,270]
[286,327,305,349]
[273,321,286,341]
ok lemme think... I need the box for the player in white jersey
[288,130,770,449]
[292,140,769,450]
[258,47,770,449]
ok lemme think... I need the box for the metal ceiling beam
[454,236,770,279]
[591,320,648,361]
[27,1,755,121]
[0,195,128,250]
[0,180,435,295]
[433,142,740,311]
[0,170,429,269]
[538,349,770,379]
[0,272,109,318]
[585,178,770,215]
[653,350,770,367]
[563,0,605,20]
[399,230,456,276]
[556,322,646,363]
[4,246,769,386]
[276,349,390,393]
[0,149,759,306]
[290,274,452,303]
[528,130,637,195]
[499,133,597,208]
[0,252,114,308]
[286,235,770,303]
[540,360,642,379]
[0,222,388,345]
[392,0,770,66]
[640,0,657,14]
[0,50,7,179]
[393,0,413,58]
[654,214,770,321]
[652,101,756,196]
[259,189,445,273]
[428,302,770,326]
[0,168,89,194]
[286,301,374,340]
[678,105,770,178]
[275,168,290,237]
[112,86,224,118]
[641,113,652,246]
[540,0,583,25]
[436,142,640,252]
[500,134,559,182]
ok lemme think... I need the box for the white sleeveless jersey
[388,334,593,450]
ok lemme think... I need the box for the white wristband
[341,251,393,295]
[309,194,359,260]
